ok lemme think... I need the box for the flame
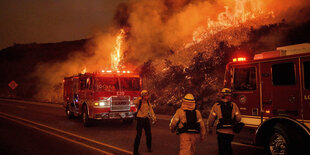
[81,66,87,74]
[111,29,125,70]
[190,0,274,45]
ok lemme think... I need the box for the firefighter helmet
[141,90,148,96]
[221,88,232,96]
[183,93,195,103]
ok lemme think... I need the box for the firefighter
[133,90,156,155]
[169,93,206,155]
[207,88,241,155]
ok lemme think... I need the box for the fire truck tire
[82,106,91,127]
[267,124,302,155]
[65,105,74,119]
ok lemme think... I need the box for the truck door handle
[263,99,272,105]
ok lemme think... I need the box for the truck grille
[111,96,130,111]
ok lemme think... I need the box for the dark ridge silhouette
[0,39,89,100]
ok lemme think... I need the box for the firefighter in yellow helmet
[170,93,206,155]
[133,90,156,155]
[207,88,242,155]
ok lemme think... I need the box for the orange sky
[0,0,128,50]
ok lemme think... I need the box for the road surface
[0,98,266,155]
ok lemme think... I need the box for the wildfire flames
[31,0,310,106]
[111,29,125,70]
[190,0,274,45]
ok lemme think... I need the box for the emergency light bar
[233,57,246,62]
[101,70,132,74]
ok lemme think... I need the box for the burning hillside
[1,0,310,115]
[114,0,310,114]
[31,0,310,108]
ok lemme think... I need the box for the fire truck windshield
[120,77,140,91]
[95,77,119,92]
[233,67,256,91]
[94,77,140,92]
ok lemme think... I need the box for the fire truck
[63,70,141,127]
[224,43,310,154]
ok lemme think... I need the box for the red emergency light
[233,57,246,62]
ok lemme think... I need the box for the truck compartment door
[260,59,300,118]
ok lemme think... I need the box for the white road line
[0,112,132,154]
[0,114,114,155]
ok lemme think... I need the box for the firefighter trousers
[134,117,152,154]
[179,133,199,155]
[217,133,234,155]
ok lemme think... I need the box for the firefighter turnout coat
[169,101,206,155]
[207,100,241,135]
[134,97,156,121]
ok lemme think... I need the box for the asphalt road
[0,99,266,155]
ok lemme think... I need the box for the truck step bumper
[94,112,134,120]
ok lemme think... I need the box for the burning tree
[111,29,126,70]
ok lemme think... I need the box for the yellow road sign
[8,80,18,90]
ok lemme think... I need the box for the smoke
[32,28,121,102]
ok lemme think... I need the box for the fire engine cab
[224,43,310,154]
[63,70,141,127]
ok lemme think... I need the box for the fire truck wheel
[65,105,74,119]
[82,106,91,127]
[268,124,300,155]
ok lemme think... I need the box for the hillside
[0,39,88,100]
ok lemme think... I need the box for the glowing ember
[111,29,125,70]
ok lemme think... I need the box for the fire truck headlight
[99,101,110,107]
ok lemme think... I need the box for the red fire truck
[224,43,310,154]
[63,70,141,127]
